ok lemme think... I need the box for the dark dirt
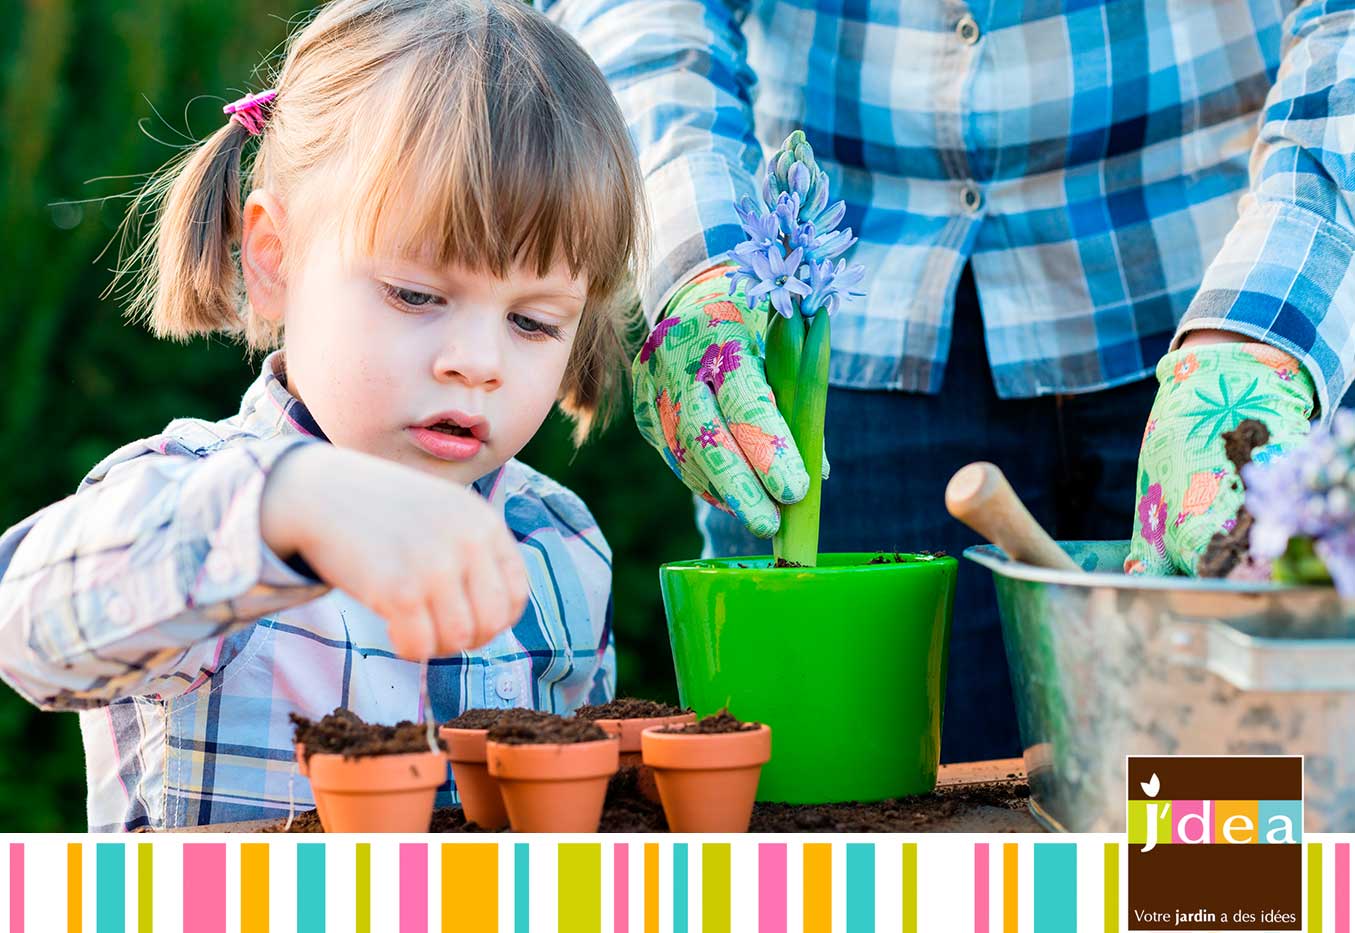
[263,774,1032,833]
[487,712,608,745]
[657,710,758,735]
[1198,418,1271,579]
[290,708,443,761]
[773,558,806,568]
[574,698,688,720]
[444,708,556,731]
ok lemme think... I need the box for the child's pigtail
[115,116,259,344]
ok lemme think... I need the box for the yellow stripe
[241,843,269,933]
[1103,844,1118,933]
[1004,843,1018,933]
[804,844,832,933]
[442,844,498,933]
[702,844,731,933]
[67,843,82,933]
[138,843,153,933]
[902,843,917,933]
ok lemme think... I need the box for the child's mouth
[409,422,485,462]
[426,422,473,437]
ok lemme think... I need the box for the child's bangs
[339,39,638,303]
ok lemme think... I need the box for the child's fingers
[465,549,513,649]
[428,573,475,656]
[494,532,530,622]
[681,388,782,538]
[387,602,437,661]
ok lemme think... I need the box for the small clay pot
[592,713,696,803]
[486,737,620,832]
[641,724,772,832]
[440,726,508,831]
[299,748,446,833]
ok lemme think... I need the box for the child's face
[263,221,585,485]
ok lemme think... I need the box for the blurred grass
[0,1,698,830]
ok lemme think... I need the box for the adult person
[545,1,1355,763]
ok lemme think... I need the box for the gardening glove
[633,265,818,537]
[1125,342,1316,576]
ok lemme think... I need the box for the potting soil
[444,707,557,730]
[573,698,688,720]
[657,709,758,734]
[1198,418,1270,578]
[290,708,444,760]
[487,713,608,745]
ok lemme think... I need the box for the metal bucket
[968,540,1355,832]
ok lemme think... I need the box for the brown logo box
[1126,756,1302,932]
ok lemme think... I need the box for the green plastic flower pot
[659,553,956,803]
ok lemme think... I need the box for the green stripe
[297,844,325,933]
[1310,843,1323,933]
[137,844,152,933]
[96,844,124,933]
[702,845,730,933]
[356,843,370,933]
[558,844,601,933]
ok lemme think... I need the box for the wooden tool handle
[945,462,1081,572]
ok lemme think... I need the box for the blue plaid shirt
[0,353,615,830]
[546,0,1355,414]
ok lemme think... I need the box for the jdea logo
[1127,756,1303,932]
[1129,770,1302,852]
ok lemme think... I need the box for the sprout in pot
[647,131,959,805]
[441,708,556,831]
[640,710,771,833]
[485,713,619,833]
[574,698,695,803]
[291,708,447,833]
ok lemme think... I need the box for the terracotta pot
[641,724,772,832]
[486,737,620,832]
[440,726,508,830]
[592,713,696,803]
[300,749,446,833]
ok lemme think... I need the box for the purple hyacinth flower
[745,245,810,318]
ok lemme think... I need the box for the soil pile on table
[487,712,608,745]
[574,698,688,720]
[656,709,758,734]
[290,708,443,761]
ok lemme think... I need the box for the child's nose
[432,319,504,389]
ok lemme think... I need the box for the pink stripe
[10,843,23,933]
[400,843,428,933]
[758,843,787,933]
[974,843,990,933]
[614,844,629,933]
[183,844,226,933]
[1338,843,1350,933]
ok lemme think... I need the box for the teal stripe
[96,843,124,933]
[674,843,688,933]
[1034,844,1077,933]
[846,843,874,932]
[515,843,530,933]
[298,844,326,933]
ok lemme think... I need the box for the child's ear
[241,190,288,324]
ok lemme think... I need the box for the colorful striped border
[3,835,1349,930]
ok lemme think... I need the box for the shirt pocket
[475,654,535,711]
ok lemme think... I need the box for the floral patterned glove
[1126,342,1316,575]
[633,266,811,537]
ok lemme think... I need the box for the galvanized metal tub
[968,540,1355,832]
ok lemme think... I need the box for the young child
[0,0,644,831]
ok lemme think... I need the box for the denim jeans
[695,264,1159,765]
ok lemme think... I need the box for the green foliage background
[0,1,699,830]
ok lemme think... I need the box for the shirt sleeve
[1176,1,1355,419]
[0,435,330,710]
[541,0,762,323]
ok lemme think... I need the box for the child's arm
[0,437,531,711]
[0,436,327,710]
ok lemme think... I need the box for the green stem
[765,310,804,562]
[776,310,830,566]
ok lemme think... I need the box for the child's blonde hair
[118,0,645,441]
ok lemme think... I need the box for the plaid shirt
[546,0,1355,414]
[0,353,615,831]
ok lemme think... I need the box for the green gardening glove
[1126,342,1316,575]
[633,266,811,537]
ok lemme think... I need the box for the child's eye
[381,283,443,311]
[510,313,564,341]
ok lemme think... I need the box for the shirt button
[106,594,132,625]
[205,551,236,584]
[956,14,981,44]
[495,673,520,701]
[960,183,984,214]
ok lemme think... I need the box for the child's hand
[261,444,529,660]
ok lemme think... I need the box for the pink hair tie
[223,89,277,136]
